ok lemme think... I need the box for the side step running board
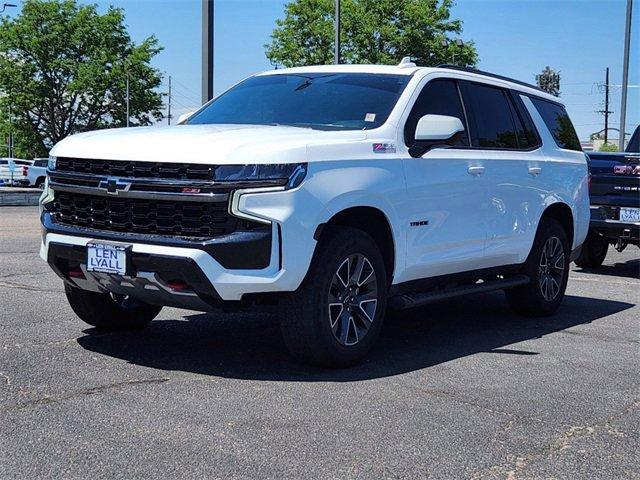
[389,274,530,310]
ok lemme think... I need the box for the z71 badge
[372,143,396,154]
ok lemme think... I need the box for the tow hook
[615,236,628,252]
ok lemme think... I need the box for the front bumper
[41,227,289,305]
[40,181,324,304]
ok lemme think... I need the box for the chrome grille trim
[49,180,230,202]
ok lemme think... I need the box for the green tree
[599,142,618,152]
[536,66,561,96]
[265,0,477,68]
[0,0,164,157]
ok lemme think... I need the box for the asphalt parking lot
[1,205,638,479]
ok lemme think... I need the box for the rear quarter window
[529,97,582,151]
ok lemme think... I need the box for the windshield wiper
[294,79,313,91]
[293,73,338,92]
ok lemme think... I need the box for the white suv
[40,62,589,367]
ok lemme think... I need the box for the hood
[50,124,370,165]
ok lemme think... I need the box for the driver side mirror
[409,114,465,157]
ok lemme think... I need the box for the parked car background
[0,158,30,186]
[26,158,48,188]
[576,125,640,268]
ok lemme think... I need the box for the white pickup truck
[40,62,589,367]
[26,159,48,188]
[0,158,30,186]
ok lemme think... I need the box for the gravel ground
[1,206,638,479]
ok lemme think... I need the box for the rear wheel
[574,230,608,268]
[65,284,162,330]
[279,226,387,368]
[506,218,570,317]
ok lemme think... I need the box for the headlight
[48,155,57,171]
[39,176,55,212]
[214,163,307,189]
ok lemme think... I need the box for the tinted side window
[529,97,582,151]
[510,92,541,149]
[34,160,48,167]
[404,79,468,146]
[461,83,519,149]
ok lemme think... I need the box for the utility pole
[597,68,613,144]
[167,75,172,126]
[619,0,633,150]
[8,102,12,159]
[125,70,130,127]
[202,0,214,104]
[334,0,340,64]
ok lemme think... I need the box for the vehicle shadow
[573,257,640,280]
[77,292,634,382]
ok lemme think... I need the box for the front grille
[56,157,215,181]
[49,191,247,238]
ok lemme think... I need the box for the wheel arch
[540,202,574,247]
[316,206,396,283]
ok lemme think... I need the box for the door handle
[467,166,485,176]
[528,167,542,176]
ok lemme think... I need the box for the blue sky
[8,0,640,141]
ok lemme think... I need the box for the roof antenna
[398,56,417,68]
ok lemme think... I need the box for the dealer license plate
[619,207,640,223]
[87,242,128,275]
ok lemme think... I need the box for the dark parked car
[577,126,639,267]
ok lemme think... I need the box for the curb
[0,188,41,206]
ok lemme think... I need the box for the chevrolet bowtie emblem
[98,178,132,195]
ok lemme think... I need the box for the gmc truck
[40,62,589,367]
[575,126,639,268]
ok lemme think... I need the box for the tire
[65,283,162,330]
[505,218,570,317]
[35,177,45,189]
[279,226,388,368]
[574,230,608,268]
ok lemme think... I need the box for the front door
[400,78,488,282]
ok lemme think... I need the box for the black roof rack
[436,64,549,95]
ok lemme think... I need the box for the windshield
[187,73,410,130]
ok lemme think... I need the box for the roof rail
[436,64,550,95]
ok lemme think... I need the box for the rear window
[529,97,582,151]
[34,159,48,167]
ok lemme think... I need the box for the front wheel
[506,218,570,317]
[65,284,162,330]
[279,226,388,368]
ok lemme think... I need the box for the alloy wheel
[538,236,565,301]
[328,253,378,346]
